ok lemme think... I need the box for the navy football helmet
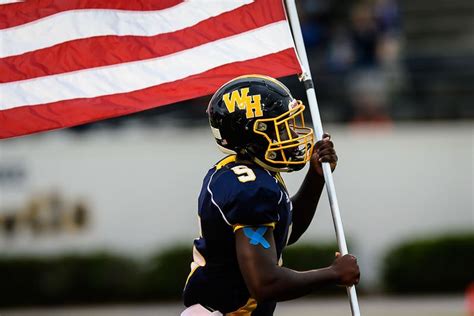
[207,75,314,172]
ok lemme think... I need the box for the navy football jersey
[183,155,293,315]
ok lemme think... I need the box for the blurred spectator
[350,2,380,68]
[297,0,331,51]
[347,69,392,125]
[374,0,401,35]
[327,26,354,73]
[339,0,401,124]
[299,0,403,124]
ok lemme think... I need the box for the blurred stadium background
[0,0,473,315]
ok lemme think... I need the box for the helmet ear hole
[237,146,254,161]
[268,152,277,159]
[256,122,267,131]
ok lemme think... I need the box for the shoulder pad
[210,164,281,226]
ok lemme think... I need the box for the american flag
[0,0,302,138]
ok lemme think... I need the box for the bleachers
[401,0,474,118]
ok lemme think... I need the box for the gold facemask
[253,101,314,168]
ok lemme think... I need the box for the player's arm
[288,133,337,245]
[235,226,359,302]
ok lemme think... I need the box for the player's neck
[235,156,254,166]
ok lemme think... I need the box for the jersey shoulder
[211,155,281,200]
[208,156,282,226]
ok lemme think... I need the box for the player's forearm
[288,171,325,244]
[253,265,337,302]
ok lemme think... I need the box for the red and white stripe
[0,0,302,138]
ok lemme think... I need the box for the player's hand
[330,252,360,286]
[310,133,337,177]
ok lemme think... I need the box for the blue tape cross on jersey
[243,227,270,249]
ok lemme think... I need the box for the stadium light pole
[284,1,362,315]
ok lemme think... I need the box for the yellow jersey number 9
[231,165,256,183]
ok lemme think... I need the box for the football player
[182,75,360,315]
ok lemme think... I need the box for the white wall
[0,122,473,287]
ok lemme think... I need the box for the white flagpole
[284,1,361,315]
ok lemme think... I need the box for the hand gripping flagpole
[284,1,361,315]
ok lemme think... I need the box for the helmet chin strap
[252,156,292,173]
[217,145,305,173]
[242,146,305,173]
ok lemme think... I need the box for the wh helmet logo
[222,88,263,119]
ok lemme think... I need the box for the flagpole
[284,1,361,315]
